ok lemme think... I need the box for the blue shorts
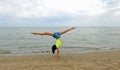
[53,32,61,39]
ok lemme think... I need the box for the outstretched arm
[59,27,76,35]
[31,32,53,36]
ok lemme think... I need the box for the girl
[31,27,76,60]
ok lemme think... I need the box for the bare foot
[31,32,38,35]
[71,27,76,29]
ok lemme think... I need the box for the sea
[0,27,120,56]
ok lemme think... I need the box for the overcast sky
[0,0,120,27]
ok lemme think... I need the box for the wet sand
[0,51,120,70]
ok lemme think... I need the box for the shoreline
[0,50,120,70]
[0,47,120,56]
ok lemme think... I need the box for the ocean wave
[0,50,11,54]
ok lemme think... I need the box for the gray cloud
[101,0,120,12]
[0,0,120,27]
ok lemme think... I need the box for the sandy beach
[0,51,120,70]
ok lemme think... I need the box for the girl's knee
[44,32,48,34]
[44,32,53,36]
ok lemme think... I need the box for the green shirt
[56,39,62,48]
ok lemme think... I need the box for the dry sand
[0,51,120,70]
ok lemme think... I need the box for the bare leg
[31,32,53,36]
[59,27,76,35]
